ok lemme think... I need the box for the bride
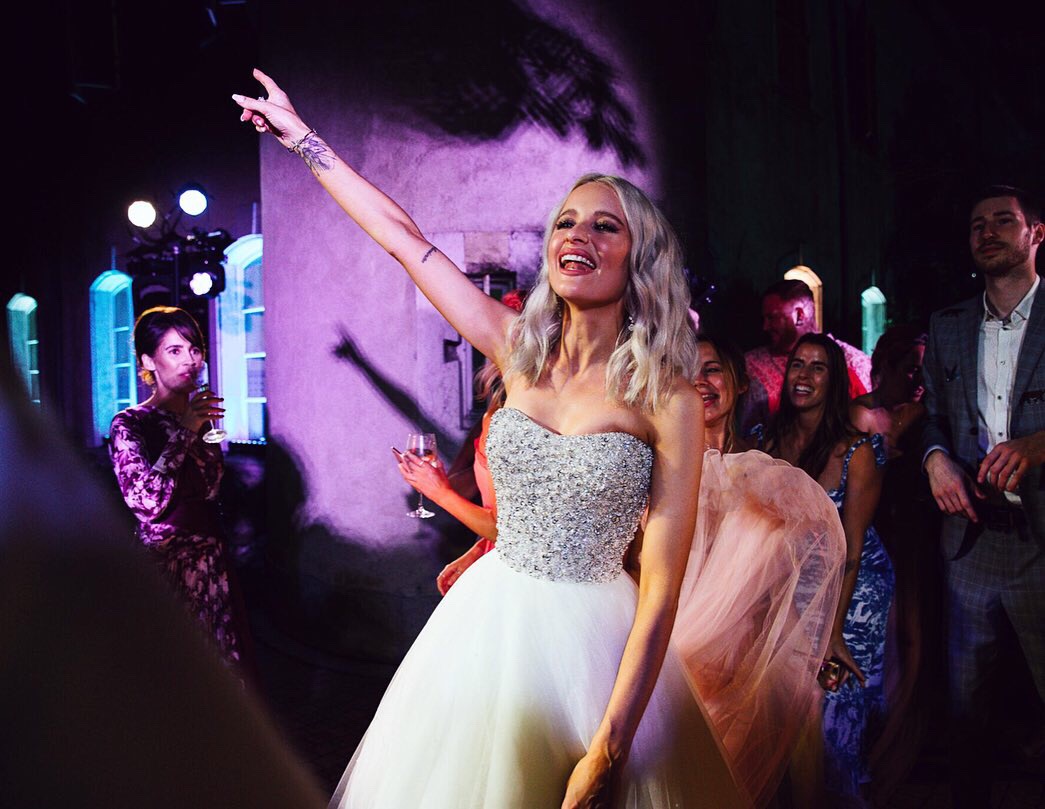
[234,70,823,808]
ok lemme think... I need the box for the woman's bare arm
[396,452,497,540]
[826,441,883,686]
[562,384,711,806]
[233,69,516,364]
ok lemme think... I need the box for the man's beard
[973,236,1032,277]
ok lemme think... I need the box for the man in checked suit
[923,185,1045,806]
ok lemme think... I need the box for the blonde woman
[235,70,744,808]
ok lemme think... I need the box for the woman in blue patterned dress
[761,333,893,806]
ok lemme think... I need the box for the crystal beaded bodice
[485,407,653,583]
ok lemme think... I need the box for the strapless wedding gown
[330,406,747,808]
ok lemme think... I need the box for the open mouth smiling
[559,252,597,273]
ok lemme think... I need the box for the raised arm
[562,385,741,807]
[233,69,516,364]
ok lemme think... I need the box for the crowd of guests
[106,178,1043,806]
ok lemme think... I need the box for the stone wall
[258,0,668,659]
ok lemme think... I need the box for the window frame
[216,234,266,443]
[89,270,138,443]
[783,265,823,332]
[861,285,886,355]
[7,293,41,406]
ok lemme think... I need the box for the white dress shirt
[978,275,1040,504]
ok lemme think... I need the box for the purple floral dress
[109,404,245,666]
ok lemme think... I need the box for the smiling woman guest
[695,335,750,453]
[674,335,846,806]
[760,333,893,804]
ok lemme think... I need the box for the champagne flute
[195,361,228,444]
[405,432,437,518]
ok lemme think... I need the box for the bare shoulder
[850,400,889,434]
[850,393,874,411]
[849,400,874,428]
[646,380,703,448]
[846,437,881,478]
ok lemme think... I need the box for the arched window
[7,293,40,406]
[90,270,137,443]
[784,265,823,331]
[861,285,887,355]
[216,234,266,443]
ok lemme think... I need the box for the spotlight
[178,185,208,216]
[183,253,226,299]
[189,271,215,296]
[128,200,157,228]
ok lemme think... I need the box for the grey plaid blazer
[922,284,1045,558]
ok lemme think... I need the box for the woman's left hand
[561,750,618,809]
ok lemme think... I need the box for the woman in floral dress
[109,306,249,669]
[760,333,893,806]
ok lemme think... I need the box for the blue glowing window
[90,270,138,442]
[861,285,887,355]
[7,293,40,406]
[216,234,266,443]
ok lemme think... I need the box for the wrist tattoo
[298,134,334,174]
[421,246,439,263]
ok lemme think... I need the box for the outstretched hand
[231,68,310,149]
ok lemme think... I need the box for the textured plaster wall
[260,0,660,659]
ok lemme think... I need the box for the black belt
[977,503,1026,532]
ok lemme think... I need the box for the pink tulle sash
[673,449,846,807]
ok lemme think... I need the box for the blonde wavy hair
[504,174,698,412]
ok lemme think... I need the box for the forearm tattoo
[299,134,334,175]
[421,246,439,263]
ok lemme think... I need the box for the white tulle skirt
[330,550,745,809]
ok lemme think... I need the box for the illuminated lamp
[178,184,208,216]
[128,200,157,228]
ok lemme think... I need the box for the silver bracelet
[288,128,317,155]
